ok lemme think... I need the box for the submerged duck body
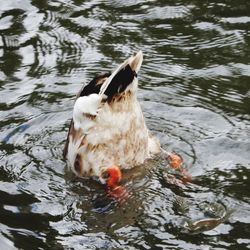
[63,51,161,183]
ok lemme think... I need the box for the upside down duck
[63,51,190,191]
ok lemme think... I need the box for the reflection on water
[0,0,250,249]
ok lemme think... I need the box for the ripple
[42,10,59,29]
[185,64,233,79]
[71,15,108,29]
[1,0,250,249]
[221,16,250,24]
[192,32,244,50]
[1,35,20,48]
[19,45,35,66]
[145,5,192,21]
[0,15,14,30]
[104,0,148,8]
[231,63,250,77]
[0,0,37,14]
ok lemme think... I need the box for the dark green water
[0,0,250,249]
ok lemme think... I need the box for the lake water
[0,0,250,249]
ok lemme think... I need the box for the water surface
[0,0,250,249]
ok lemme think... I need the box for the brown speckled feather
[64,51,161,183]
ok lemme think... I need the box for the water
[0,0,250,249]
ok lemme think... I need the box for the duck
[63,51,186,188]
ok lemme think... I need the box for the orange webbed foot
[105,166,129,202]
[167,152,185,170]
[166,152,192,183]
[106,165,122,188]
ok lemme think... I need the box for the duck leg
[104,166,129,202]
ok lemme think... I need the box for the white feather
[73,93,101,131]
